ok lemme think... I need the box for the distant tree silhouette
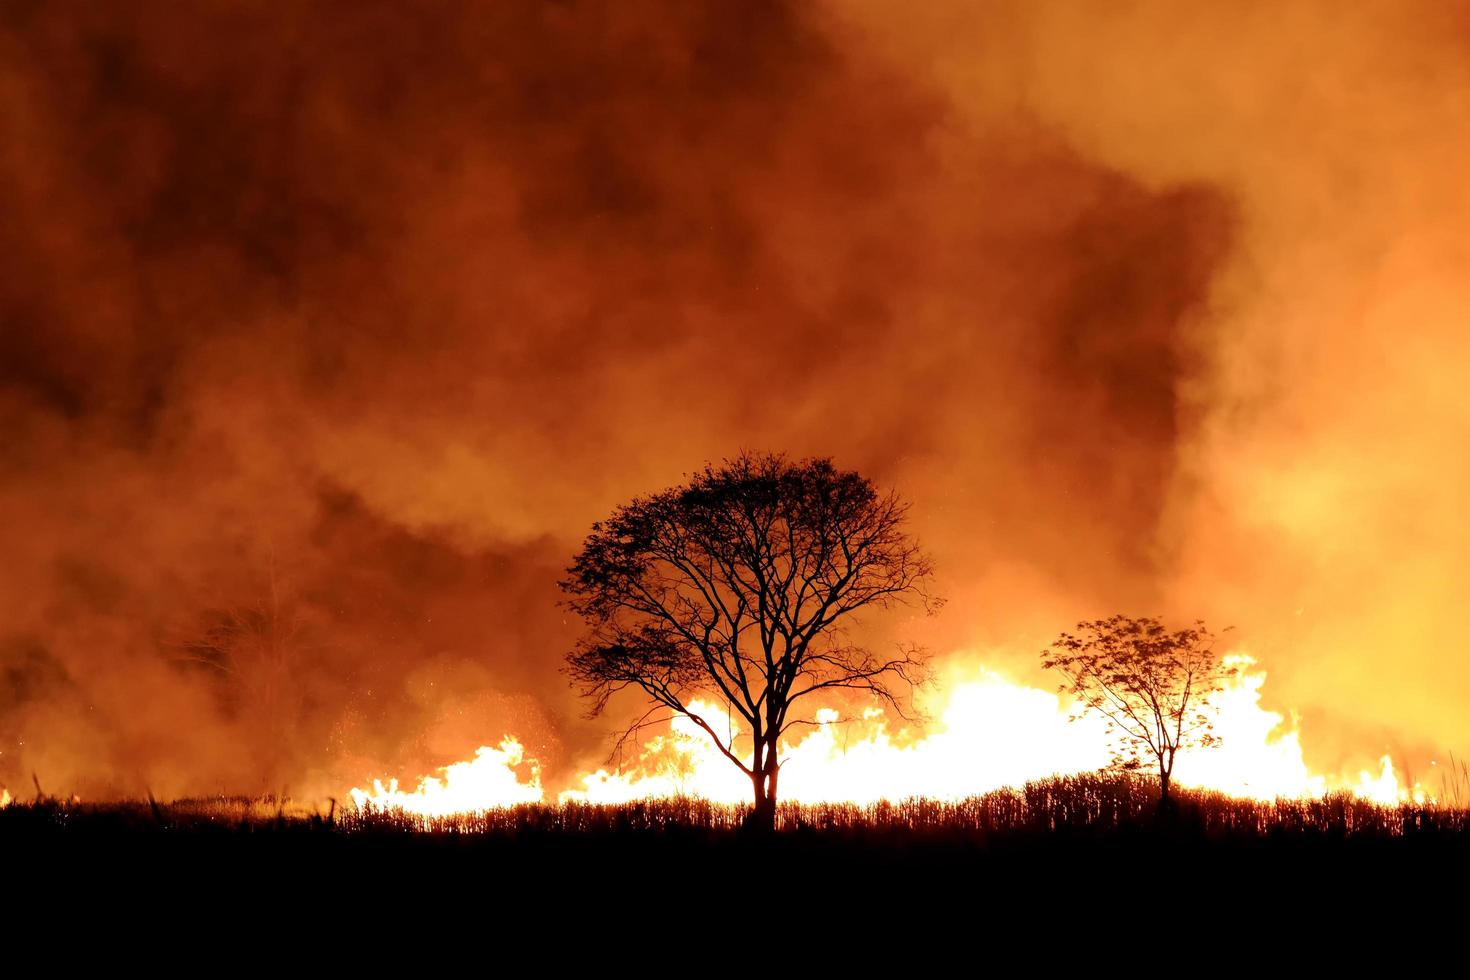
[167,563,320,793]
[562,452,938,830]
[1042,615,1234,807]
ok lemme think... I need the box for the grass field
[7,773,1464,944]
[7,772,1469,839]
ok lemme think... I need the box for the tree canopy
[561,452,938,827]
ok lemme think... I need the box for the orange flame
[348,737,543,816]
[349,653,1422,813]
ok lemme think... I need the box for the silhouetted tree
[1042,615,1234,806]
[562,452,938,830]
[167,563,320,793]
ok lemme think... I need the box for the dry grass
[9,773,1468,840]
[1436,753,1470,809]
[334,774,1470,838]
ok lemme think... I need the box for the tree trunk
[1156,760,1175,826]
[746,770,777,833]
[744,742,780,833]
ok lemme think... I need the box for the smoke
[890,0,1470,768]
[0,0,1457,798]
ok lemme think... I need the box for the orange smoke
[4,1,1469,803]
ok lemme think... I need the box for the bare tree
[166,562,320,793]
[562,452,938,830]
[1041,615,1235,806]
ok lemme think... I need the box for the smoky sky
[6,0,1458,799]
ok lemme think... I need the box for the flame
[1353,755,1423,806]
[562,673,1113,805]
[352,654,1422,813]
[0,788,10,808]
[349,737,542,816]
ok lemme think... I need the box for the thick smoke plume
[1,1,1460,798]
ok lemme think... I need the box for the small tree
[561,452,938,830]
[1041,615,1234,806]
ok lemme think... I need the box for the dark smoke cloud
[1,0,1241,798]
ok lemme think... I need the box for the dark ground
[5,781,1464,962]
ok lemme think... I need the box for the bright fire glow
[349,654,1422,814]
[348,737,543,816]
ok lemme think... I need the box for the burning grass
[7,773,1470,841]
